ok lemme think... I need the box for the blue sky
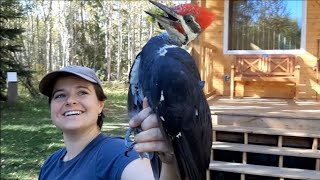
[286,0,302,26]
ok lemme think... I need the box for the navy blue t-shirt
[39,133,139,180]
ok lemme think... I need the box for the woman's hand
[129,98,173,164]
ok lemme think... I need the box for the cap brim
[39,70,98,97]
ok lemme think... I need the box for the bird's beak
[146,0,180,27]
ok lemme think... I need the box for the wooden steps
[208,122,320,180]
[212,141,320,158]
[212,125,320,138]
[209,160,320,180]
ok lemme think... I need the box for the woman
[38,65,176,180]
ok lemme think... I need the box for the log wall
[190,0,320,100]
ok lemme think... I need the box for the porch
[208,96,320,120]
[207,96,320,180]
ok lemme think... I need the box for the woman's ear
[99,101,104,112]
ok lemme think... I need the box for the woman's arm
[123,98,178,180]
[121,158,154,180]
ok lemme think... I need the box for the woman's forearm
[160,163,179,180]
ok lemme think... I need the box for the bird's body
[126,1,214,180]
[143,32,212,180]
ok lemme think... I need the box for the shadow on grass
[1,96,61,179]
[103,99,129,137]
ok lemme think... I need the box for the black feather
[130,32,212,180]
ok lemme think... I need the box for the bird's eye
[184,15,194,24]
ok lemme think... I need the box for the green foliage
[0,83,129,179]
[145,1,175,24]
[145,6,165,24]
[229,0,301,50]
[0,0,33,101]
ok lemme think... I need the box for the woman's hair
[48,77,107,129]
[93,84,107,129]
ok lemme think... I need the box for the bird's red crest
[174,4,215,31]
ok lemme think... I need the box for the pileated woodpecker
[125,1,214,180]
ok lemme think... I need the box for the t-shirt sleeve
[95,138,139,180]
[38,148,65,180]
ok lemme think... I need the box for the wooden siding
[190,0,320,100]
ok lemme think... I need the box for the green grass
[0,82,129,180]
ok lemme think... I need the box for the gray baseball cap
[39,65,102,97]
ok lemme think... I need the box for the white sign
[7,72,18,82]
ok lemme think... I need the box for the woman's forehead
[54,75,94,89]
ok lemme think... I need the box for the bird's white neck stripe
[158,44,179,56]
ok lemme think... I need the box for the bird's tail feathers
[173,135,205,180]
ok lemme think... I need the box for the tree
[229,0,301,50]
[6,0,188,87]
[0,0,36,101]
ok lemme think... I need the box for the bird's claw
[125,142,136,157]
[124,127,146,157]
[124,128,136,156]
[125,127,134,148]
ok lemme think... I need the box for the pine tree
[0,0,34,101]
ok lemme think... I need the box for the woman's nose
[66,95,77,105]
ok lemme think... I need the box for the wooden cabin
[188,1,320,179]
[189,0,320,100]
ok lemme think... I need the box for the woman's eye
[78,91,88,96]
[53,93,65,99]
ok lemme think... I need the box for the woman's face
[50,75,104,133]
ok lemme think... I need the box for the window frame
[223,0,307,55]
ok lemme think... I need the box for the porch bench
[207,125,320,180]
[230,55,300,99]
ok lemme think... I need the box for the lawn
[0,83,130,180]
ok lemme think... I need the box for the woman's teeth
[64,111,81,116]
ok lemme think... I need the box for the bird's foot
[124,127,145,157]
[124,128,135,157]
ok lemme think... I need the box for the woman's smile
[63,110,83,116]
[50,76,104,132]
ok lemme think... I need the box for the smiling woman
[37,65,178,180]
[49,76,105,134]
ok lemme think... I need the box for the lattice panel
[268,56,295,74]
[235,55,296,75]
[236,56,263,74]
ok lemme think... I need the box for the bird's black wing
[128,53,142,117]
[127,53,162,180]
[140,46,212,180]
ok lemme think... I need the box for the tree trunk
[42,0,53,73]
[102,0,113,82]
[127,2,132,75]
[116,0,122,81]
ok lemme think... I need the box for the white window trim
[223,0,307,55]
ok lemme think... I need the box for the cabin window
[224,0,306,54]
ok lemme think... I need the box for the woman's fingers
[134,141,172,153]
[129,106,152,128]
[140,114,158,130]
[129,98,159,130]
[129,97,174,164]
[134,128,162,142]
[134,127,170,152]
[142,97,149,109]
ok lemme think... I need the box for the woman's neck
[62,128,101,161]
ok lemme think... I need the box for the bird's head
[146,0,215,45]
